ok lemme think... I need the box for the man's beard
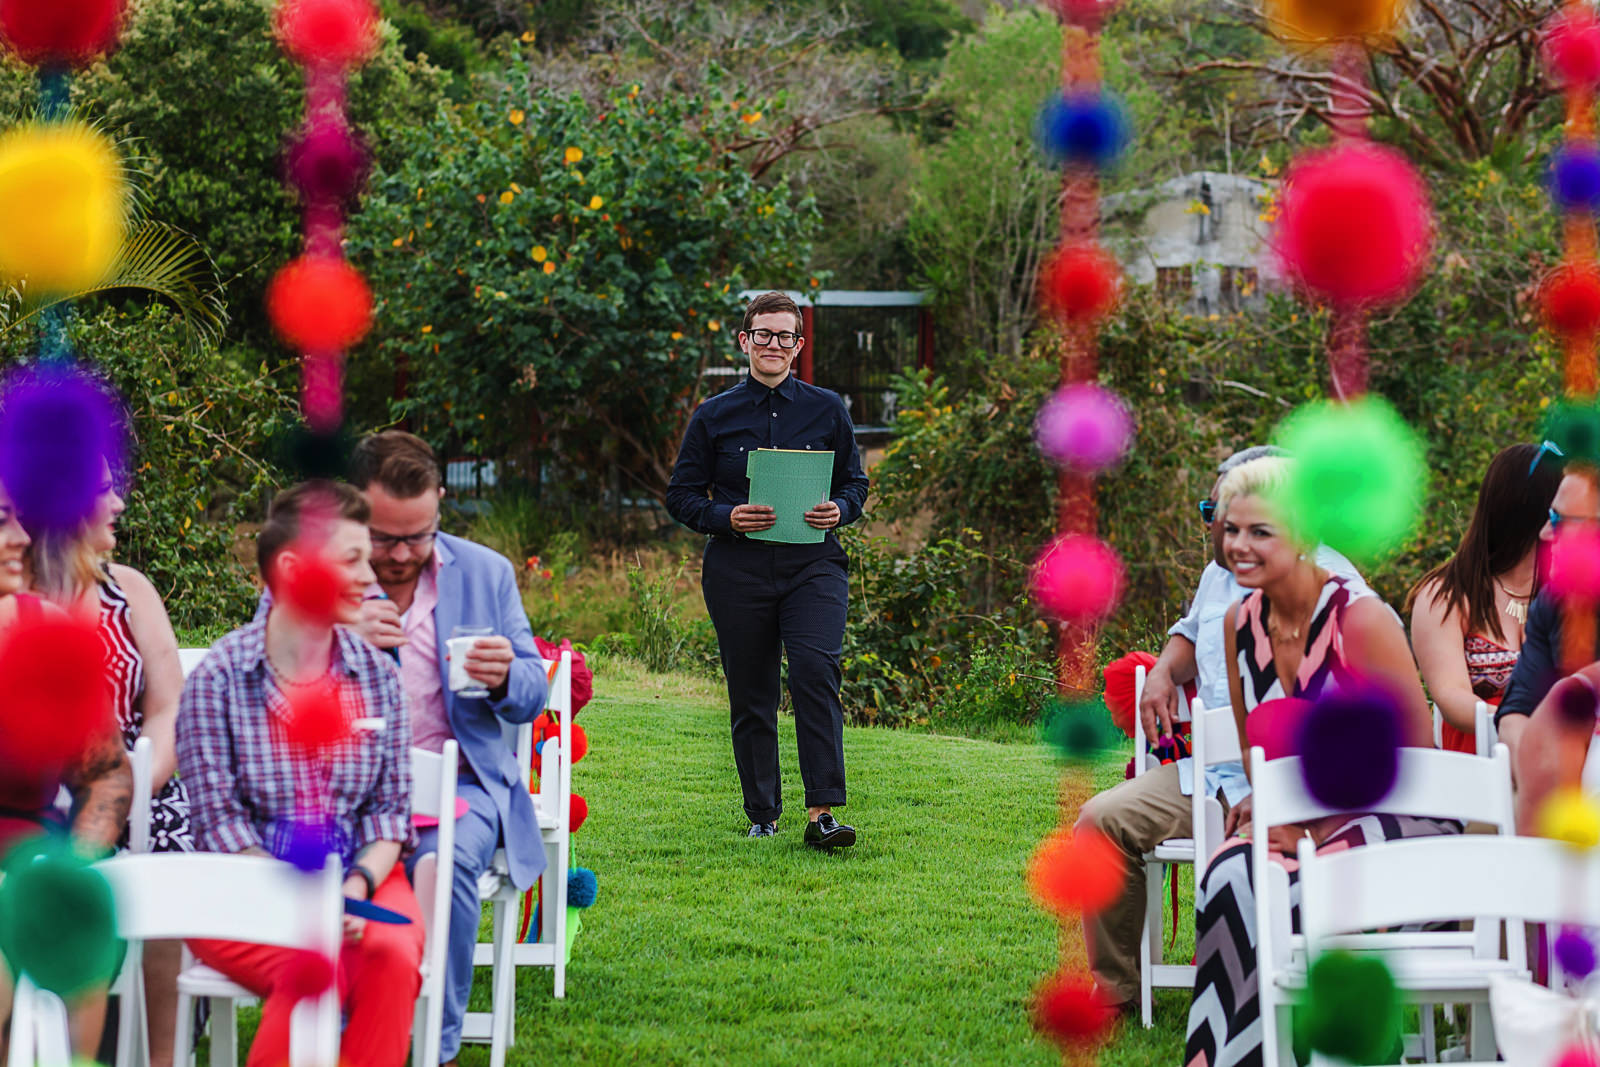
[375,556,428,586]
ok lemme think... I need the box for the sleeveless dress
[1183,576,1461,1067]
[100,573,193,852]
[1438,634,1518,754]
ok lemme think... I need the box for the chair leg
[209,997,237,1067]
[488,894,515,1067]
[173,992,194,1067]
[1469,1001,1496,1062]
[553,835,570,1002]
[1139,859,1159,1029]
[1419,1004,1438,1063]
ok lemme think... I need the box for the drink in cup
[447,625,494,699]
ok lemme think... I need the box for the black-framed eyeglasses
[1531,439,1566,476]
[370,527,438,552]
[1198,498,1217,525]
[745,328,801,349]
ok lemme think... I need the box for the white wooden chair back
[127,736,153,855]
[409,740,460,1067]
[1474,700,1497,759]
[177,647,208,678]
[1188,700,1237,882]
[8,975,72,1067]
[1132,663,1192,776]
[95,852,343,1067]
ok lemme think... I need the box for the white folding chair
[1430,700,1498,759]
[410,740,460,1067]
[1297,833,1600,1066]
[8,974,74,1067]
[98,736,156,1067]
[177,648,209,679]
[464,650,576,1067]
[1130,665,1204,1027]
[94,852,343,1067]
[1252,744,1517,1067]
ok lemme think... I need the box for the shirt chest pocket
[715,440,759,488]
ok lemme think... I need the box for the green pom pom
[1295,950,1402,1065]
[0,838,120,996]
[1274,396,1425,564]
[1039,698,1121,764]
[1547,402,1600,466]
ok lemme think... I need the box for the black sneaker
[803,812,856,849]
[747,821,777,838]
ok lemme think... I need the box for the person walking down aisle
[666,290,869,846]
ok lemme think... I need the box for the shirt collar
[241,615,364,678]
[745,372,798,405]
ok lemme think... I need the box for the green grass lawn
[450,657,1191,1066]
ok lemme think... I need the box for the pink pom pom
[1042,0,1119,29]
[1031,535,1124,624]
[1549,525,1600,602]
[1276,142,1431,309]
[1546,8,1600,93]
[1038,244,1121,324]
[285,119,370,207]
[1556,1047,1600,1067]
[1035,383,1133,472]
[275,0,378,68]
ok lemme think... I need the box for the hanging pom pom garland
[0,0,125,69]
[1552,143,1600,212]
[1032,972,1116,1050]
[0,617,113,775]
[274,0,378,69]
[1555,928,1598,980]
[1035,91,1129,171]
[0,841,120,997]
[1296,682,1403,809]
[1295,951,1402,1065]
[1038,243,1122,324]
[1263,0,1404,44]
[0,361,126,534]
[1026,827,1125,917]
[1546,6,1600,94]
[1034,383,1134,473]
[1543,264,1600,340]
[0,121,126,293]
[1030,534,1125,625]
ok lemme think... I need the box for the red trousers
[190,865,424,1067]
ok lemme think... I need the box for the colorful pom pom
[1295,951,1401,1065]
[1541,264,1600,339]
[276,546,344,626]
[1297,682,1402,810]
[0,0,124,68]
[0,618,112,775]
[280,949,336,1001]
[0,362,126,534]
[275,0,378,68]
[1556,927,1597,979]
[1274,396,1426,564]
[282,679,351,751]
[1264,0,1402,42]
[1550,525,1600,603]
[1552,144,1600,212]
[569,793,588,832]
[1538,787,1600,850]
[0,121,125,292]
[1557,1046,1600,1067]
[266,255,374,352]
[1030,534,1124,624]
[1555,677,1599,730]
[568,867,598,909]
[1035,383,1134,472]
[1036,92,1128,171]
[1546,7,1600,93]
[1246,697,1315,762]
[1038,244,1121,324]
[1039,698,1121,763]
[285,119,370,207]
[1275,141,1431,309]
[270,815,337,873]
[1032,971,1115,1049]
[568,723,588,763]
[1548,402,1600,465]
[0,840,119,997]
[1042,0,1119,29]
[1027,827,1125,917]
[1100,651,1156,739]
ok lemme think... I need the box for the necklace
[265,649,329,688]
[1495,579,1531,626]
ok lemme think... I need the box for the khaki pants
[1074,761,1194,1004]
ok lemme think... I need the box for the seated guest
[1407,443,1560,753]
[1185,457,1448,1067]
[177,482,422,1067]
[1076,445,1370,1013]
[26,465,192,1067]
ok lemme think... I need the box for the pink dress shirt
[387,548,454,754]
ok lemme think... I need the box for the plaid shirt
[176,619,414,862]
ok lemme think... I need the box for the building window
[1219,267,1259,311]
[1156,266,1194,301]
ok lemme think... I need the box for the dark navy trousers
[701,535,850,824]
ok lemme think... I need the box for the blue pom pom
[568,867,598,909]
[1036,92,1128,170]
[1552,144,1600,211]
[1297,681,1402,810]
[0,362,127,534]
[270,817,337,873]
[1557,927,1597,979]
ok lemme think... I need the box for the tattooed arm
[61,727,132,856]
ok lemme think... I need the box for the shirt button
[771,412,777,418]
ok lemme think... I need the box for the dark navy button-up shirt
[665,372,870,536]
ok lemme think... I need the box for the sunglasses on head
[1199,499,1217,525]
[1530,439,1566,476]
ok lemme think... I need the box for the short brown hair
[741,291,803,335]
[349,431,442,497]
[257,480,371,582]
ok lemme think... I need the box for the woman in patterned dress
[25,465,190,1067]
[1407,443,1560,753]
[1183,457,1451,1067]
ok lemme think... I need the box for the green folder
[746,447,835,544]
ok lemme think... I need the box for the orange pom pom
[1038,243,1120,324]
[266,255,373,352]
[1033,971,1116,1049]
[1027,827,1125,917]
[1264,0,1402,43]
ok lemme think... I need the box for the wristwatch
[348,863,378,900]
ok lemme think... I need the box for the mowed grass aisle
[467,657,1192,1066]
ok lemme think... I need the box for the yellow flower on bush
[499,190,514,205]
[707,320,721,332]
[670,331,683,341]
[421,324,433,334]
[531,245,548,262]
[741,111,763,124]
[565,146,584,165]
[509,109,525,126]
[542,261,556,275]
[519,30,537,43]
[588,195,604,211]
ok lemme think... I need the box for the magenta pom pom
[0,363,126,534]
[285,119,370,207]
[1556,677,1599,729]
[1549,525,1600,602]
[1557,1047,1600,1067]
[1043,0,1119,29]
[1276,142,1431,309]
[1546,7,1600,93]
[1297,681,1402,809]
[1035,384,1133,472]
[1556,927,1597,979]
[1030,535,1124,624]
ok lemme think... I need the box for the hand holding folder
[745,448,835,544]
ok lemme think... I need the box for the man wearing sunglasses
[667,290,870,847]
[1075,445,1368,1016]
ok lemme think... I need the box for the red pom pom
[1276,142,1431,309]
[1042,0,1118,29]
[1557,1047,1600,1067]
[1549,526,1600,602]
[567,723,588,763]
[275,0,378,68]
[1027,827,1125,916]
[1541,264,1600,339]
[0,618,110,773]
[1031,534,1124,624]
[1032,971,1116,1049]
[283,679,351,751]
[1038,244,1121,324]
[0,0,124,68]
[279,949,335,1002]
[1547,8,1600,92]
[568,793,588,832]
[1102,651,1157,739]
[276,547,344,626]
[266,256,374,352]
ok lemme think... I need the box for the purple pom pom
[1557,927,1597,979]
[1297,681,1402,810]
[0,363,125,534]
[272,816,335,873]
[1553,144,1600,212]
[1036,92,1128,170]
[1035,383,1134,472]
[1556,678,1599,728]
[285,118,370,206]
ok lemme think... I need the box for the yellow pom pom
[0,123,124,292]
[1264,0,1404,43]
[1539,787,1600,850]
